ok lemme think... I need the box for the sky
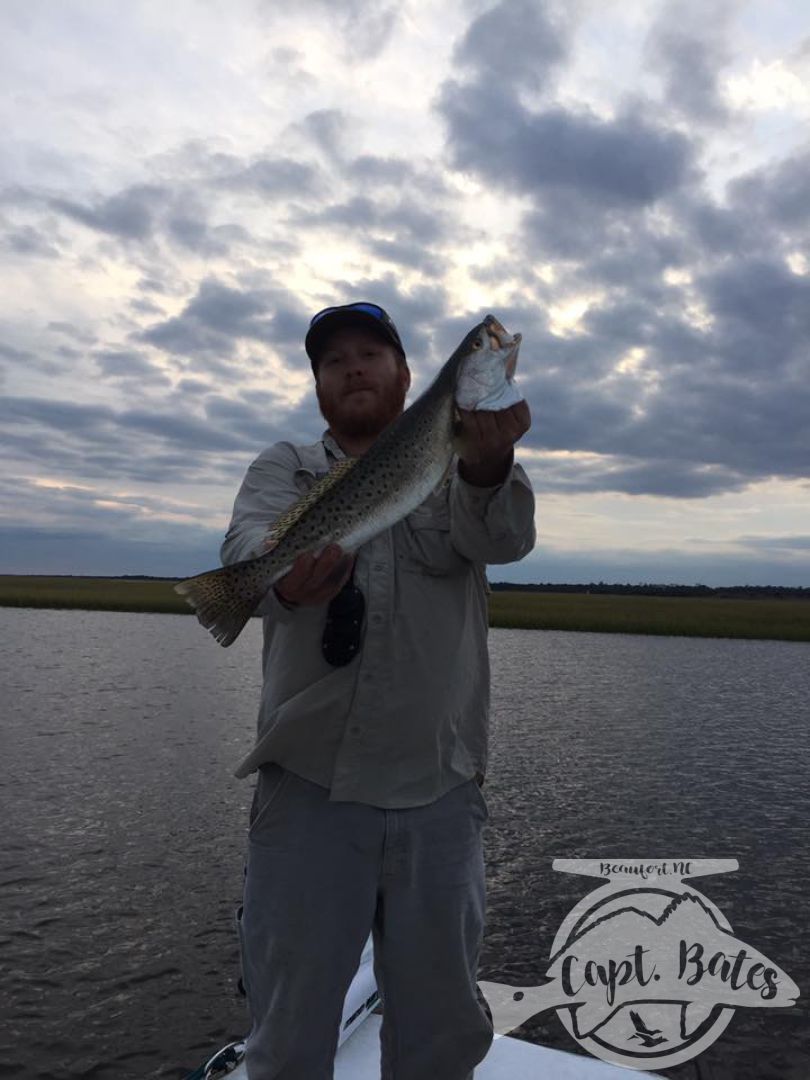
[1,0,809,586]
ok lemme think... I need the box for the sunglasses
[322,576,366,667]
[309,301,389,327]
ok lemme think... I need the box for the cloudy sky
[2,0,809,585]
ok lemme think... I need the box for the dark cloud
[368,237,443,275]
[701,257,810,355]
[0,184,39,209]
[299,193,449,245]
[736,534,810,555]
[646,0,734,124]
[129,297,166,317]
[288,166,457,279]
[0,523,223,577]
[298,109,347,159]
[176,376,215,396]
[0,340,64,376]
[51,184,167,239]
[439,80,694,206]
[166,213,212,251]
[502,545,810,589]
[47,321,97,344]
[438,0,694,211]
[521,185,689,270]
[0,476,198,535]
[0,343,36,364]
[2,223,60,257]
[139,316,231,363]
[139,278,309,366]
[675,194,747,257]
[138,275,171,295]
[526,451,749,498]
[647,149,810,265]
[185,280,268,335]
[347,155,417,186]
[203,392,315,449]
[220,156,320,197]
[431,4,803,505]
[727,149,810,231]
[453,0,569,92]
[487,262,810,497]
[48,177,246,256]
[344,155,450,205]
[94,349,171,384]
[1,394,250,480]
[2,312,326,488]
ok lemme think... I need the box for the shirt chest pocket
[398,500,468,577]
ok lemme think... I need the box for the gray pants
[238,764,494,1079]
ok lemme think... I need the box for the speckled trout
[175,314,523,645]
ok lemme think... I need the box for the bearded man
[221,302,535,1079]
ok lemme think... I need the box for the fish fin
[174,565,263,647]
[266,459,357,545]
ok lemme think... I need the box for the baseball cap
[305,302,406,372]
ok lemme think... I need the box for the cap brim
[305,311,405,366]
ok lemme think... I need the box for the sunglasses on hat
[305,301,405,368]
[309,301,391,326]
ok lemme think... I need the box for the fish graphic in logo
[478,859,800,1070]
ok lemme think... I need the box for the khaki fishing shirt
[221,430,536,808]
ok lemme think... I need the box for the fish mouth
[484,314,521,348]
[483,314,522,375]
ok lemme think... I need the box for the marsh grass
[1,576,808,642]
[0,576,186,614]
[488,590,810,642]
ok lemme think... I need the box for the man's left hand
[456,400,531,487]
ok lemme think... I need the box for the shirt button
[371,614,383,624]
[350,725,362,735]
[372,563,384,572]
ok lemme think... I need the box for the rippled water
[1,610,807,1079]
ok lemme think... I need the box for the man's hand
[456,400,531,487]
[272,544,354,608]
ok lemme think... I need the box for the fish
[174,314,523,646]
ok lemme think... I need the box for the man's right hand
[273,544,354,608]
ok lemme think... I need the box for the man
[221,301,535,1079]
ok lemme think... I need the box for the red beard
[316,371,409,440]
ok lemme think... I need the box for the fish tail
[174,564,263,647]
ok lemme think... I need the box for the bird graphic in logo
[627,1010,666,1048]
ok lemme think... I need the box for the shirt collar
[322,429,347,461]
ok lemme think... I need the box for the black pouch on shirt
[322,573,366,667]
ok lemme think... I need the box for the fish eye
[472,339,482,349]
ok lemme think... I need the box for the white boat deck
[335,1014,661,1078]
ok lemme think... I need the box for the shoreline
[1,576,808,642]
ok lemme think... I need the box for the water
[1,609,807,1079]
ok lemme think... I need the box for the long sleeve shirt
[221,430,536,808]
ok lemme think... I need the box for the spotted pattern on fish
[175,315,523,646]
[267,458,358,549]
